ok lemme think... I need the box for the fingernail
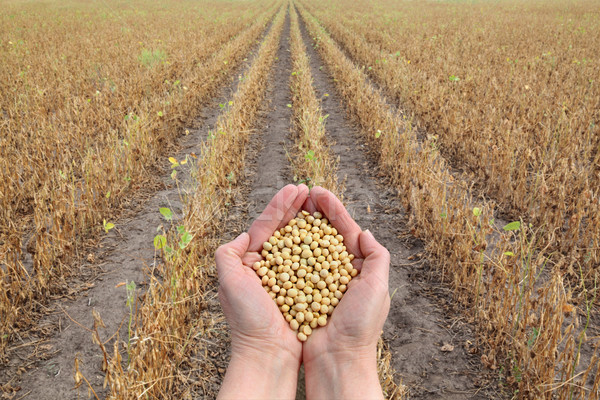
[364,229,375,238]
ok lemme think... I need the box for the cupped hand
[215,184,309,364]
[301,186,391,364]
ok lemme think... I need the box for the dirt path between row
[182,10,296,398]
[297,15,503,399]
[6,7,504,399]
[5,40,264,400]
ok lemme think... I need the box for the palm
[300,187,390,363]
[230,249,300,352]
[216,184,310,359]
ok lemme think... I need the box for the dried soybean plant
[305,0,600,288]
[297,2,599,397]
[97,6,287,399]
[288,4,403,396]
[288,4,341,195]
[0,0,275,355]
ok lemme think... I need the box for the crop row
[288,4,403,397]
[0,0,277,355]
[302,0,600,284]
[296,2,599,398]
[93,4,287,398]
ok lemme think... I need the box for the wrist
[304,345,382,400]
[218,340,300,400]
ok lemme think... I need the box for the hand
[302,186,390,399]
[216,184,309,399]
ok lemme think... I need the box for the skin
[216,185,390,400]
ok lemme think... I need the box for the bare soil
[297,16,503,399]
[0,48,259,400]
[2,8,507,400]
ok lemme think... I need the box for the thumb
[215,232,250,278]
[358,229,390,286]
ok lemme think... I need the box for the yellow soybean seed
[305,311,314,322]
[302,325,312,335]
[301,249,313,258]
[255,211,359,340]
[290,319,299,331]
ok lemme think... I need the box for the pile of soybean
[253,211,357,341]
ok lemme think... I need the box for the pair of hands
[216,185,390,399]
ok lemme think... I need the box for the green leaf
[503,221,521,231]
[103,219,115,233]
[527,327,539,348]
[440,212,447,219]
[171,170,177,180]
[157,111,163,117]
[105,191,111,199]
[375,130,382,138]
[305,150,315,161]
[287,104,292,108]
[159,207,173,221]
[449,75,460,82]
[503,251,515,257]
[153,234,167,250]
[179,231,192,249]
[472,207,481,217]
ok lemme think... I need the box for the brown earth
[0,44,260,400]
[297,16,502,399]
[1,8,506,400]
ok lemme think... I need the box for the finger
[358,229,389,287]
[215,232,250,279]
[247,184,309,252]
[310,186,363,258]
[301,196,317,214]
[241,252,262,267]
